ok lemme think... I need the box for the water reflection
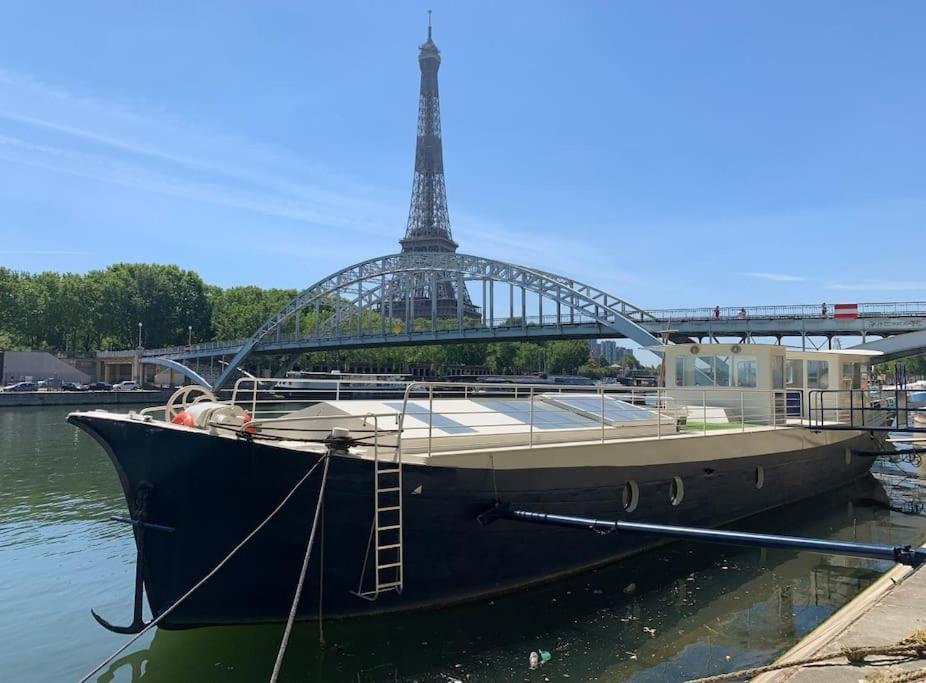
[98,480,912,682]
[1,406,924,682]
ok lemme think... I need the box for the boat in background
[272,370,414,401]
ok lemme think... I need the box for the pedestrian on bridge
[821,302,828,318]
[713,306,720,320]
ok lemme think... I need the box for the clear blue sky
[1,1,924,309]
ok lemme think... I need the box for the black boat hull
[69,413,879,628]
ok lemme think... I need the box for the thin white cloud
[825,280,926,292]
[0,249,88,255]
[743,272,807,282]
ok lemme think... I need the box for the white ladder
[356,418,404,599]
[372,458,403,594]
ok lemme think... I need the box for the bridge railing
[99,300,926,360]
[647,301,926,322]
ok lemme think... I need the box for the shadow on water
[94,476,924,683]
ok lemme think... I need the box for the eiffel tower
[389,16,480,321]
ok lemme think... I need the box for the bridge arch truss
[207,252,661,389]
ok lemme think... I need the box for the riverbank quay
[744,546,926,682]
[0,389,171,407]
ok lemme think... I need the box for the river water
[1,405,925,682]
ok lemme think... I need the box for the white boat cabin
[662,342,881,422]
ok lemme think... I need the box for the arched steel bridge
[135,252,665,389]
[111,252,926,389]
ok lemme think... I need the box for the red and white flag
[833,303,858,319]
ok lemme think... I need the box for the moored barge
[69,343,886,628]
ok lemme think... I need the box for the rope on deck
[685,630,926,683]
[78,453,331,683]
[269,454,331,682]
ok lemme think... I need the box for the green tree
[545,340,590,374]
[210,286,296,341]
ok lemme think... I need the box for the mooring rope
[685,630,926,683]
[269,454,331,682]
[78,453,330,683]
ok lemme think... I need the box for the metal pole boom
[481,507,926,567]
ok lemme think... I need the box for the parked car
[2,381,38,392]
[61,381,88,391]
[112,381,139,392]
[87,382,113,391]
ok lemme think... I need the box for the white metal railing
[391,382,807,452]
[149,378,883,456]
[646,301,926,322]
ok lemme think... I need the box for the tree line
[0,263,636,375]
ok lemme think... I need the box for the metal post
[521,286,526,328]
[405,280,411,335]
[489,280,494,327]
[656,388,661,439]
[740,389,746,432]
[702,390,707,436]
[600,386,606,443]
[529,387,534,447]
[428,385,434,455]
[457,273,464,331]
[509,283,514,323]
[482,279,487,326]
[358,280,364,336]
[431,272,437,332]
[381,274,387,337]
[569,285,575,324]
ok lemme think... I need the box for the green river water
[1,405,925,682]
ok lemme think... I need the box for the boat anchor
[92,483,174,634]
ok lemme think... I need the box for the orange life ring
[171,411,195,427]
[242,411,257,434]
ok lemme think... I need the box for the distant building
[589,340,633,365]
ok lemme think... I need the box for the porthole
[670,476,684,507]
[754,466,764,489]
[845,448,852,465]
[622,480,639,513]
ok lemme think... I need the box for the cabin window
[734,357,758,388]
[675,355,731,387]
[771,356,785,389]
[786,359,804,388]
[807,360,829,389]
[754,466,764,489]
[842,363,862,389]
